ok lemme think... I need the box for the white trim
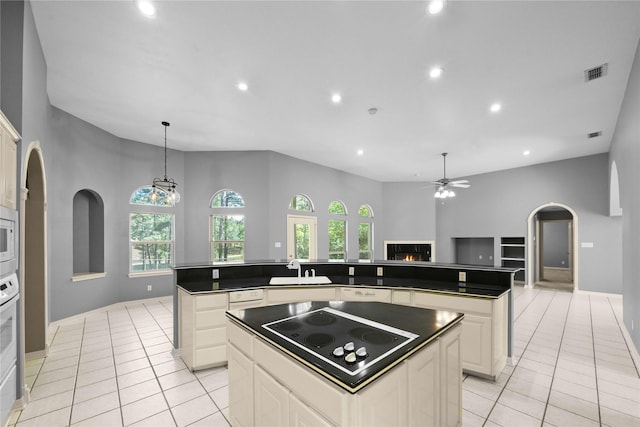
[71,272,107,282]
[128,270,172,278]
[526,202,579,290]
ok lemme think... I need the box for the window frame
[358,204,374,261]
[128,211,175,277]
[328,200,348,262]
[210,189,246,263]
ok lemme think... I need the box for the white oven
[0,207,17,277]
[0,273,19,382]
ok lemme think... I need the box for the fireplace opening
[384,241,433,262]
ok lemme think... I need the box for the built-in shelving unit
[501,237,525,282]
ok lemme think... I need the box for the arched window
[129,186,174,274]
[328,201,347,261]
[211,189,245,262]
[211,189,245,208]
[289,194,314,212]
[130,186,175,207]
[358,204,374,261]
[72,189,105,280]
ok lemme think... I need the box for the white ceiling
[30,1,640,182]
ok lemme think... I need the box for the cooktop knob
[344,342,355,352]
[332,347,345,357]
[356,347,367,358]
[345,352,357,364]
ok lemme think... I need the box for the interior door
[287,215,317,261]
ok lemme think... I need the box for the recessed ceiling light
[427,0,445,15]
[523,150,531,156]
[429,67,443,79]
[332,93,342,104]
[357,149,364,156]
[490,103,502,113]
[137,1,156,17]
[237,82,249,92]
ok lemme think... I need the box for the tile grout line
[479,289,561,427]
[605,295,640,378]
[66,317,87,426]
[587,295,602,426]
[106,308,127,427]
[125,303,179,426]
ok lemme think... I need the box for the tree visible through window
[328,201,347,261]
[130,213,173,271]
[358,205,373,261]
[289,194,314,212]
[211,189,245,262]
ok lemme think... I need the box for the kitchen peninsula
[226,301,463,426]
[174,260,514,380]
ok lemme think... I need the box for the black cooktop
[262,307,418,376]
[227,301,463,392]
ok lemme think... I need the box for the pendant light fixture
[151,121,180,204]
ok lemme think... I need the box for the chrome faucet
[287,259,301,278]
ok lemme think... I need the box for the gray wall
[542,221,569,268]
[455,237,494,266]
[435,153,623,294]
[609,36,640,350]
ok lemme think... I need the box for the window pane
[212,242,244,262]
[328,200,346,215]
[358,205,372,217]
[130,213,173,241]
[329,220,346,261]
[212,216,245,241]
[211,190,245,208]
[289,195,313,212]
[358,222,371,260]
[131,243,172,271]
[295,223,310,259]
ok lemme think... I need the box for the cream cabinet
[178,288,228,370]
[339,287,391,302]
[227,316,462,427]
[0,111,20,210]
[413,291,507,379]
[267,286,337,304]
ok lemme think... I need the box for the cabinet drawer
[413,292,492,315]
[392,290,412,306]
[196,308,226,329]
[340,287,391,302]
[196,327,227,348]
[228,319,254,358]
[195,345,227,367]
[267,287,337,304]
[196,293,228,310]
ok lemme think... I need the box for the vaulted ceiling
[30,1,640,182]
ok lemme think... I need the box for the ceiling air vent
[585,63,608,82]
[588,131,602,139]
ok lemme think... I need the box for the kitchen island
[174,260,513,379]
[226,301,463,427]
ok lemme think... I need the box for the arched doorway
[20,143,48,366]
[526,203,578,291]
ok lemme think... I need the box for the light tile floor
[8,286,640,426]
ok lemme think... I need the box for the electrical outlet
[632,320,635,331]
[376,267,384,277]
[212,269,219,279]
[147,285,152,291]
[458,272,466,282]
[348,267,355,276]
[274,242,281,248]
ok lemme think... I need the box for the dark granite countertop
[177,276,509,298]
[226,301,463,393]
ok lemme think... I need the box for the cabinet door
[254,365,290,427]
[440,324,462,427]
[228,343,255,427]
[392,290,412,306]
[1,131,17,210]
[408,340,440,427]
[355,361,408,427]
[289,394,334,427]
[460,314,492,375]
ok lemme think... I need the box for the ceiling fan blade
[451,183,471,188]
[449,180,469,185]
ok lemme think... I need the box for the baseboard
[50,295,172,328]
[574,289,622,299]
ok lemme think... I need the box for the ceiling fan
[432,153,470,198]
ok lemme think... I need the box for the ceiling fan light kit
[432,153,470,199]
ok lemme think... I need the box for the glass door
[287,215,317,261]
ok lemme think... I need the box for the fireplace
[384,241,434,262]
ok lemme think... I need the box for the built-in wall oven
[0,206,18,278]
[0,273,19,425]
